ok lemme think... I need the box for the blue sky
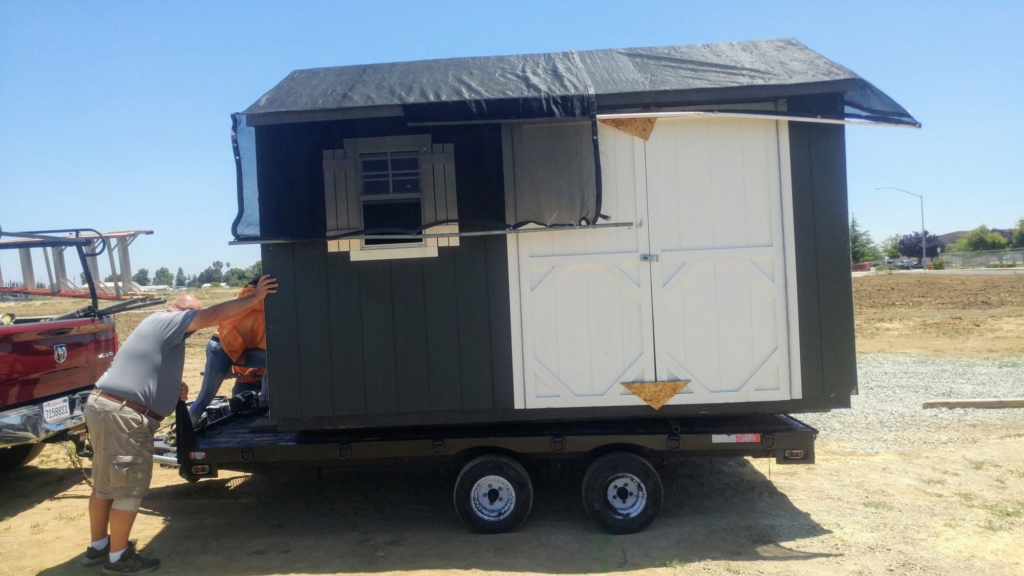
[2,1,1022,283]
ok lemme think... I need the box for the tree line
[105,260,263,289]
[850,216,1024,263]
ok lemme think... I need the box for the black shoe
[81,539,137,566]
[101,548,160,574]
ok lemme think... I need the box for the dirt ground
[2,274,1023,575]
[853,273,1024,357]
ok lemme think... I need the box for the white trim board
[776,120,803,399]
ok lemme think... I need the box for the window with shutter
[323,136,459,260]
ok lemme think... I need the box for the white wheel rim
[470,475,516,521]
[605,473,647,518]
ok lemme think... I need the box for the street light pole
[877,187,926,269]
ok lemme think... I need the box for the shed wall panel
[263,244,303,419]
[422,251,463,411]
[265,237,512,420]
[359,262,399,414]
[294,244,334,417]
[787,122,857,403]
[391,259,431,413]
[326,251,366,415]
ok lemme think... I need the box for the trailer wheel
[582,452,663,534]
[0,443,47,473]
[454,454,533,534]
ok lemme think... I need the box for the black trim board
[788,121,858,401]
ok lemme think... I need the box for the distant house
[938,228,1014,248]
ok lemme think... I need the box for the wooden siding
[787,121,858,402]
[263,236,514,420]
[255,112,854,430]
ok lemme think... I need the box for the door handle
[640,254,659,262]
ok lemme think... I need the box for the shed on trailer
[229,38,917,432]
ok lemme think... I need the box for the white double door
[511,117,800,409]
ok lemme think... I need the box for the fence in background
[938,248,1023,268]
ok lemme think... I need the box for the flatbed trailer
[168,406,816,534]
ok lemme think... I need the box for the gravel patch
[800,354,1024,452]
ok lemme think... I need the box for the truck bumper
[0,390,91,449]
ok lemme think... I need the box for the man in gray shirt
[83,274,276,574]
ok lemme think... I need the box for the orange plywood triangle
[621,381,690,410]
[599,117,658,141]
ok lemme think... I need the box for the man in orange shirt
[188,279,268,428]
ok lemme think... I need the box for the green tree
[223,268,251,287]
[1011,218,1024,248]
[221,260,264,287]
[132,268,151,286]
[196,261,224,285]
[849,215,881,263]
[153,267,173,286]
[879,234,900,259]
[175,267,187,287]
[949,225,1008,252]
[898,230,943,259]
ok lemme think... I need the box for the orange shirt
[214,285,266,363]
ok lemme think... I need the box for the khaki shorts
[85,394,161,501]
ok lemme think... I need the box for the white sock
[90,536,109,550]
[109,548,127,564]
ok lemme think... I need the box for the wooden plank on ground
[923,399,1024,409]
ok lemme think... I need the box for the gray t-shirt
[96,310,199,417]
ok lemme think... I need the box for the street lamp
[876,187,926,269]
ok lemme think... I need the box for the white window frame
[351,136,431,259]
[324,134,460,261]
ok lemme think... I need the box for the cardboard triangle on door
[621,381,690,410]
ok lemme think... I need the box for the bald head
[167,294,204,313]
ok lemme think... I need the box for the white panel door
[515,124,657,408]
[646,117,795,404]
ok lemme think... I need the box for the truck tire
[454,454,533,534]
[0,443,47,473]
[582,452,663,534]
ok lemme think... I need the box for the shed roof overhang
[241,38,918,128]
[231,39,918,243]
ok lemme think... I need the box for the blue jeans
[188,338,268,427]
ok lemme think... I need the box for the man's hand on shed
[185,275,279,332]
[253,274,278,301]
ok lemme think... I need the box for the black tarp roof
[243,38,918,126]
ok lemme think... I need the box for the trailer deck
[179,411,817,473]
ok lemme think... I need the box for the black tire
[582,452,663,534]
[0,443,47,473]
[454,454,533,534]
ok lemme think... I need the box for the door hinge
[640,254,659,262]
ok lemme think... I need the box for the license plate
[43,397,71,424]
[711,433,761,444]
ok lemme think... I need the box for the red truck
[0,228,160,472]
